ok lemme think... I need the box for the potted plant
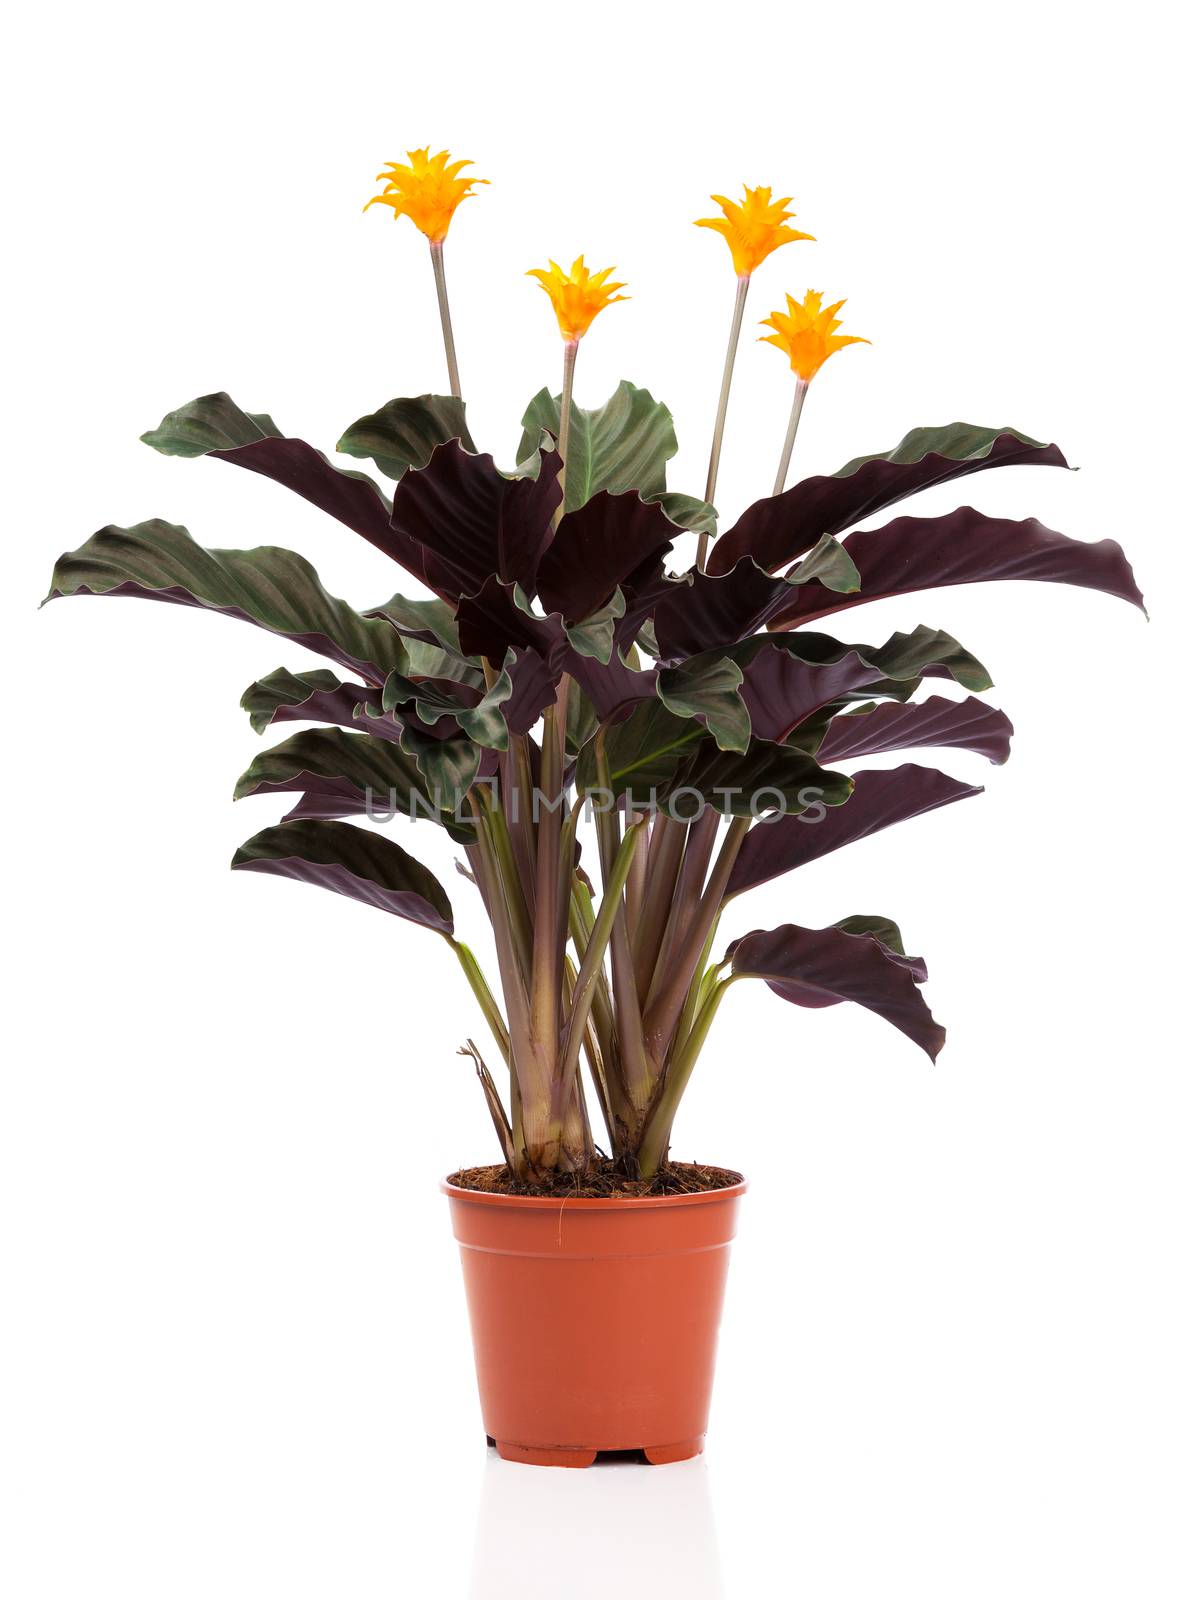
[43,148,1144,1467]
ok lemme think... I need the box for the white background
[3,2,1180,1595]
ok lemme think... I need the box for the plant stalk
[772,378,809,495]
[556,820,644,1112]
[445,936,511,1064]
[695,274,750,569]
[637,974,738,1175]
[643,814,750,1065]
[429,239,462,400]
[555,339,579,516]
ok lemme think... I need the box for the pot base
[493,1435,704,1468]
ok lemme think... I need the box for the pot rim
[441,1173,747,1210]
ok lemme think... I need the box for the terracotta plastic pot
[443,1175,746,1467]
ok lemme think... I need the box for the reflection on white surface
[469,1447,725,1599]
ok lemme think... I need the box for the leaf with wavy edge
[564,589,626,663]
[518,383,716,535]
[231,819,455,933]
[726,921,944,1060]
[142,393,475,596]
[728,763,983,895]
[388,438,563,601]
[656,655,751,753]
[241,667,390,737]
[336,394,476,480]
[654,536,859,659]
[674,738,853,819]
[233,726,472,840]
[769,507,1146,631]
[733,626,991,745]
[44,519,409,684]
[364,593,469,660]
[709,423,1071,575]
[140,391,283,455]
[381,660,512,750]
[812,696,1013,766]
[536,490,675,623]
[830,914,925,973]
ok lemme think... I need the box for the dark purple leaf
[455,574,556,664]
[536,491,674,622]
[654,537,859,659]
[709,424,1070,575]
[815,696,1013,765]
[387,439,561,602]
[726,921,944,1059]
[735,627,990,745]
[503,647,559,734]
[654,557,804,658]
[240,668,400,740]
[211,437,462,593]
[768,508,1146,631]
[729,764,983,894]
[231,819,455,933]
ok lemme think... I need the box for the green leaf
[652,492,718,538]
[675,740,853,819]
[395,724,481,796]
[240,667,348,734]
[233,726,473,841]
[365,593,469,658]
[232,819,455,934]
[141,392,283,457]
[43,519,409,683]
[835,422,1062,478]
[790,534,861,593]
[336,394,476,481]
[574,702,708,801]
[381,662,512,750]
[563,588,626,663]
[830,914,913,958]
[517,380,688,514]
[657,655,751,754]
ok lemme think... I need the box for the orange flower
[695,186,814,278]
[527,256,628,342]
[760,290,869,382]
[365,146,487,243]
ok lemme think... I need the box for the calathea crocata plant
[44,150,1145,1182]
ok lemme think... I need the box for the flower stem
[429,239,462,399]
[696,275,750,569]
[773,378,810,495]
[557,339,579,514]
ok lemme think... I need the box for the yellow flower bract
[365,146,487,243]
[695,186,814,278]
[760,290,869,383]
[527,256,628,342]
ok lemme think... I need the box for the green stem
[475,786,533,979]
[444,936,510,1064]
[638,974,738,1176]
[773,377,809,495]
[430,239,462,399]
[667,925,722,1070]
[695,274,750,569]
